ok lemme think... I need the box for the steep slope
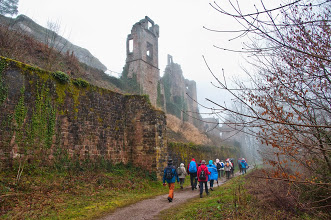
[0,14,107,71]
[166,114,212,145]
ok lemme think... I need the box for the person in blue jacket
[187,158,198,190]
[163,159,179,202]
[240,158,248,174]
[207,160,218,191]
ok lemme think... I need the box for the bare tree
[44,20,71,70]
[0,0,19,16]
[203,0,330,212]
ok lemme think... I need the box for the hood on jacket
[180,163,184,167]
[209,160,213,165]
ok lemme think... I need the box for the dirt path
[99,172,241,220]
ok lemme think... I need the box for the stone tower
[125,16,160,106]
[162,55,200,125]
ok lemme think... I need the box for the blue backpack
[189,161,197,173]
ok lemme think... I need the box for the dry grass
[0,22,121,93]
[166,114,212,145]
[245,169,330,219]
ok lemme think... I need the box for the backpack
[189,161,197,173]
[177,167,183,175]
[216,163,221,169]
[165,167,174,179]
[226,162,230,167]
[199,168,206,180]
[220,162,224,168]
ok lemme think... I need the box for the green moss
[97,116,103,123]
[68,84,82,115]
[0,59,8,105]
[141,94,151,105]
[120,64,141,94]
[14,86,27,129]
[55,82,67,104]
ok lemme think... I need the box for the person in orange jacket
[197,160,211,198]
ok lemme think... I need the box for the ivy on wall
[120,64,141,94]
[0,59,8,105]
[29,83,56,150]
[12,83,56,159]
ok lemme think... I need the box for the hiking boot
[192,187,194,190]
[180,186,183,190]
[200,194,203,198]
[167,197,172,203]
[210,188,214,191]
[207,192,209,196]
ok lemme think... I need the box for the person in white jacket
[215,158,225,180]
[177,163,187,189]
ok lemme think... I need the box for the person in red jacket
[197,160,211,198]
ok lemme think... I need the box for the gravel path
[100,173,240,220]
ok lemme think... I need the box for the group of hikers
[162,157,249,202]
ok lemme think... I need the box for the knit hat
[209,160,213,165]
[168,158,173,165]
[201,160,206,164]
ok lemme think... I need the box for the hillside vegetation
[166,114,212,145]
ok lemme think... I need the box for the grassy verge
[158,169,320,220]
[0,163,190,219]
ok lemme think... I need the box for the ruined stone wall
[185,79,199,125]
[126,16,160,106]
[0,57,168,177]
[161,55,200,125]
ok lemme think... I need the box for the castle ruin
[125,16,160,106]
[124,17,203,130]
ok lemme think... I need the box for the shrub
[72,78,89,88]
[52,71,70,84]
